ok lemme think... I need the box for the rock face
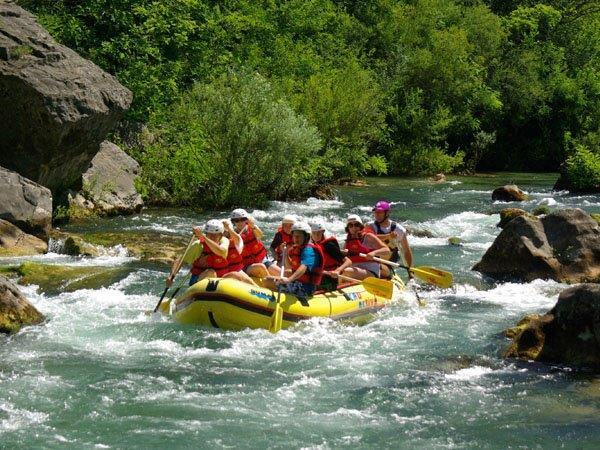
[504,284,600,371]
[473,208,600,283]
[0,219,47,256]
[68,141,143,215]
[492,185,527,202]
[0,1,132,193]
[0,166,52,237]
[0,274,44,334]
[497,208,530,229]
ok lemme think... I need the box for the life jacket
[344,232,372,263]
[314,236,341,271]
[240,226,267,266]
[370,220,399,249]
[288,243,324,286]
[191,237,229,277]
[226,236,244,273]
[274,227,293,261]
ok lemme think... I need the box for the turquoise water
[1,173,600,448]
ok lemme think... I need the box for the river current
[1,173,599,448]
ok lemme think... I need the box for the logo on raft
[249,289,274,302]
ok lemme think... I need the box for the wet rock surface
[0,274,44,334]
[0,219,47,256]
[492,185,527,202]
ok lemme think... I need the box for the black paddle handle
[153,285,170,313]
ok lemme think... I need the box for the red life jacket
[288,243,324,286]
[191,237,229,277]
[240,226,267,265]
[344,233,372,263]
[274,227,293,261]
[314,236,341,271]
[226,236,244,273]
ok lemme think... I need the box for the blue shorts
[278,281,315,299]
[189,274,199,286]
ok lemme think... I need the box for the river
[1,173,599,448]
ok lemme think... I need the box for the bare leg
[246,263,269,278]
[197,268,217,281]
[267,263,281,277]
[223,271,258,286]
[342,267,373,281]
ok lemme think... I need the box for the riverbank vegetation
[20,0,600,206]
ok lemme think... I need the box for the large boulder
[0,274,44,334]
[497,208,531,229]
[492,185,527,202]
[473,208,600,283]
[67,141,143,216]
[0,219,47,256]
[0,166,52,237]
[504,284,600,371]
[0,1,132,193]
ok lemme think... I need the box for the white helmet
[346,214,363,225]
[204,219,224,234]
[291,221,311,234]
[282,214,296,224]
[309,220,326,232]
[231,208,248,220]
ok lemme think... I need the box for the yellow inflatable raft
[161,276,409,331]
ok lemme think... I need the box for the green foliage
[130,72,322,207]
[564,145,600,191]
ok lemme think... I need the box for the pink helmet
[372,200,391,212]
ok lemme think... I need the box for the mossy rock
[447,237,462,246]
[497,208,534,229]
[1,275,45,335]
[15,262,130,295]
[591,213,600,226]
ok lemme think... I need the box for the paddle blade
[361,277,394,299]
[411,266,453,288]
[269,302,283,333]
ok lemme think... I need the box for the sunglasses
[348,222,362,228]
[231,218,246,223]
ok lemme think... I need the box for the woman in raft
[308,219,352,291]
[342,214,391,280]
[229,208,274,278]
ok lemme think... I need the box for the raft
[161,276,410,331]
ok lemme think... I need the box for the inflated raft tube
[166,276,407,331]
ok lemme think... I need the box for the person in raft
[270,214,295,266]
[221,219,259,285]
[342,214,391,280]
[367,200,413,264]
[308,219,352,291]
[274,222,324,300]
[230,208,272,278]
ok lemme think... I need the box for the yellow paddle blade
[269,301,283,333]
[361,277,394,299]
[410,266,453,289]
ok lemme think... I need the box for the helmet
[231,208,248,220]
[282,214,296,224]
[291,221,311,234]
[372,200,391,212]
[309,220,326,232]
[204,219,224,234]
[346,214,363,225]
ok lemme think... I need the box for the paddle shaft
[358,253,452,288]
[269,247,287,332]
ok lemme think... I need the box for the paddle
[359,254,453,289]
[153,234,196,313]
[336,274,394,299]
[269,246,287,333]
[155,272,191,315]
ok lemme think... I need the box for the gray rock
[0,218,47,256]
[70,141,143,215]
[504,284,600,371]
[0,274,44,334]
[473,208,600,283]
[0,1,132,193]
[0,166,52,237]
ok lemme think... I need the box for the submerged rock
[504,284,600,371]
[0,219,47,256]
[0,274,44,334]
[430,173,446,183]
[68,141,143,216]
[492,185,527,202]
[473,208,600,283]
[406,227,434,238]
[0,1,132,193]
[0,166,52,238]
[11,262,130,295]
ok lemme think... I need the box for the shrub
[564,145,600,191]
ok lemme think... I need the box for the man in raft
[342,214,390,280]
[274,221,324,301]
[308,219,352,291]
[366,200,413,278]
[270,214,295,266]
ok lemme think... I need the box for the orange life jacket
[191,237,229,277]
[288,243,324,286]
[274,227,293,261]
[226,236,244,273]
[344,233,372,263]
[314,236,341,272]
[240,226,267,266]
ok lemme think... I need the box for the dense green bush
[129,72,322,207]
[564,145,600,191]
